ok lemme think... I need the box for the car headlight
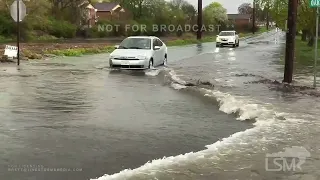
[137,55,148,60]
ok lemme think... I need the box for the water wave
[90,68,297,180]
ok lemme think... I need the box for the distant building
[93,2,131,22]
[227,14,252,26]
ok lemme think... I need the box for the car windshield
[219,32,235,36]
[118,38,151,49]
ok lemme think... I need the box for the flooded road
[0,40,252,180]
[1,30,320,180]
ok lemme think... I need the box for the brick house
[93,2,131,22]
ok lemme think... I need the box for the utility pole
[252,0,255,34]
[283,0,298,83]
[197,0,202,39]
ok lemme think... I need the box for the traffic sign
[10,0,26,22]
[310,0,320,8]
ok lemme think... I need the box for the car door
[156,38,165,64]
[235,31,239,42]
[152,39,159,66]
[152,38,161,66]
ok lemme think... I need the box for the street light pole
[314,7,319,87]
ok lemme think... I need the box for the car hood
[218,36,235,39]
[110,49,152,58]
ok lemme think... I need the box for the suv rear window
[219,32,235,36]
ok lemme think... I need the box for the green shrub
[92,20,125,37]
[239,33,245,37]
[182,32,195,39]
[28,17,77,38]
[48,19,77,38]
[0,11,15,37]
[235,24,259,33]
[0,35,12,42]
[136,18,156,36]
[88,26,111,38]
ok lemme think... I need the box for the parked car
[216,31,239,48]
[109,36,168,70]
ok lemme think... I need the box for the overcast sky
[184,0,253,14]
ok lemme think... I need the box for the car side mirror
[216,35,219,37]
[154,46,160,50]
[114,45,119,49]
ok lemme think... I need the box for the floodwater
[1,30,320,180]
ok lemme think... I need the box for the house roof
[79,3,95,9]
[227,14,251,20]
[86,4,95,9]
[93,2,120,12]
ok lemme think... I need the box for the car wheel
[233,43,236,48]
[148,59,154,69]
[237,40,240,47]
[163,55,167,66]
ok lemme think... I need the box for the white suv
[216,30,239,47]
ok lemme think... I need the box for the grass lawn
[295,38,319,66]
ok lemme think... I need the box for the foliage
[238,3,252,14]
[0,11,14,37]
[256,0,287,29]
[238,2,269,23]
[257,0,316,46]
[29,29,268,58]
[256,0,315,32]
[203,2,228,29]
[0,0,232,39]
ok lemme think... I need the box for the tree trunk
[266,11,269,30]
[308,36,314,47]
[139,0,142,18]
[301,29,308,41]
